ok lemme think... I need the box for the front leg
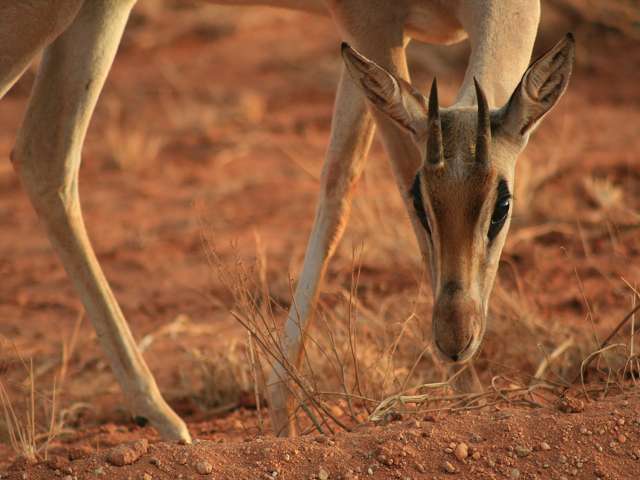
[268,3,425,436]
[267,66,375,436]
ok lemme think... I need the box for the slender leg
[10,0,190,442]
[267,66,375,436]
[267,1,429,436]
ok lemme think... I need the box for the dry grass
[0,354,62,462]
[195,126,639,432]
[100,98,165,173]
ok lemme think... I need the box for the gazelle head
[342,34,575,364]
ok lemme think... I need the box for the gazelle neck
[453,1,540,109]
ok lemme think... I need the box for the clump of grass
[0,357,62,462]
[185,341,255,412]
[101,98,164,172]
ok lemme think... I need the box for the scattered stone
[540,442,551,451]
[46,456,70,471]
[107,439,149,467]
[510,468,521,479]
[454,443,469,461]
[443,461,456,473]
[195,459,213,475]
[174,450,189,465]
[68,446,93,460]
[93,466,105,475]
[557,397,585,414]
[472,451,481,461]
[367,467,374,475]
[142,473,152,480]
[515,446,531,458]
[415,462,426,473]
[618,434,627,444]
[318,466,329,480]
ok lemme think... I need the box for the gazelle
[2,0,573,441]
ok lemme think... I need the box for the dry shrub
[0,349,63,462]
[182,341,255,412]
[101,98,164,172]
[198,141,639,431]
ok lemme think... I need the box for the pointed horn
[427,78,444,166]
[474,77,491,165]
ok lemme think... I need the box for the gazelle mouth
[434,334,476,363]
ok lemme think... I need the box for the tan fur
[1,0,570,439]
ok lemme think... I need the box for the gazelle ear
[497,33,575,141]
[341,43,428,139]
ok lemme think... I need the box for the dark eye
[488,182,511,241]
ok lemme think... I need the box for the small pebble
[540,442,551,451]
[443,461,456,473]
[318,467,329,480]
[510,468,521,479]
[454,443,469,461]
[107,439,149,467]
[195,460,213,475]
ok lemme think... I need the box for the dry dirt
[1,2,639,479]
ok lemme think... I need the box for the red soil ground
[1,3,639,479]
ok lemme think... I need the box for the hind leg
[9,0,190,441]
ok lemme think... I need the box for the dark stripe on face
[410,173,430,234]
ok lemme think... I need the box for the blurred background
[0,0,639,460]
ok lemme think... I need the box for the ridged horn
[427,78,444,166]
[474,77,491,165]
